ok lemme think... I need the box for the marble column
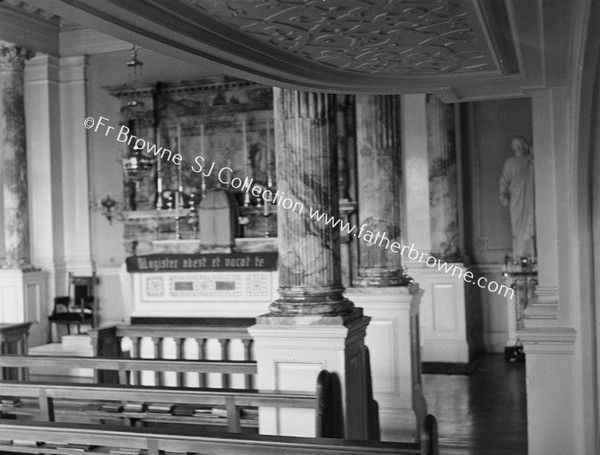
[251,89,370,440]
[336,95,358,287]
[355,95,408,287]
[0,43,34,268]
[270,88,353,315]
[426,94,460,261]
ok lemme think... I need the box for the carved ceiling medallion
[186,0,492,75]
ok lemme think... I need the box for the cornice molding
[0,2,59,56]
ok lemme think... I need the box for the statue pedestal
[503,270,537,359]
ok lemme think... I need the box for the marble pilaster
[426,95,460,261]
[60,56,94,276]
[270,88,352,315]
[355,95,408,286]
[0,43,34,268]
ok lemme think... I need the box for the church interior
[0,1,597,454]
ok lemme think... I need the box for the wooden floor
[423,354,528,455]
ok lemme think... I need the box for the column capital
[0,42,34,72]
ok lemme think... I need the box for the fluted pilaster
[270,88,353,315]
[426,94,460,261]
[355,95,408,286]
[0,43,34,268]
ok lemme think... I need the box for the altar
[125,251,278,321]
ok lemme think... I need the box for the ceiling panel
[17,0,578,98]
[187,0,495,75]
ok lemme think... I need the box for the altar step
[28,334,94,380]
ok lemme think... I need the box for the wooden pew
[0,354,256,387]
[0,380,317,434]
[0,419,439,454]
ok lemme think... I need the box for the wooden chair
[48,273,98,341]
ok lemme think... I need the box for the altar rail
[0,419,438,455]
[89,322,253,388]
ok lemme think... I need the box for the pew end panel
[88,325,122,384]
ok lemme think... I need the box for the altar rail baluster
[90,323,255,388]
[197,338,207,387]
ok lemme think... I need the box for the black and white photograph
[0,1,596,454]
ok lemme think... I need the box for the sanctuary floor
[423,354,528,455]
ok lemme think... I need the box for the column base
[249,308,371,440]
[269,286,355,315]
[354,267,412,287]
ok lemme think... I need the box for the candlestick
[242,120,250,206]
[177,123,184,207]
[174,188,181,240]
[201,124,206,197]
[156,128,163,209]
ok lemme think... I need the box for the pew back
[0,420,436,454]
[0,380,316,433]
[0,354,256,386]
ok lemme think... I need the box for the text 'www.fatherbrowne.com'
[84,114,513,299]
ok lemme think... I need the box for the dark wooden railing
[89,323,253,388]
[0,322,32,381]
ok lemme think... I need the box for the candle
[200,124,205,155]
[266,118,273,188]
[177,123,183,206]
[263,194,269,216]
[242,120,248,174]
[242,120,250,206]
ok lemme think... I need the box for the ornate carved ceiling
[16,0,576,99]
[187,0,492,76]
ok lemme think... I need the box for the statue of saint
[499,137,536,261]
